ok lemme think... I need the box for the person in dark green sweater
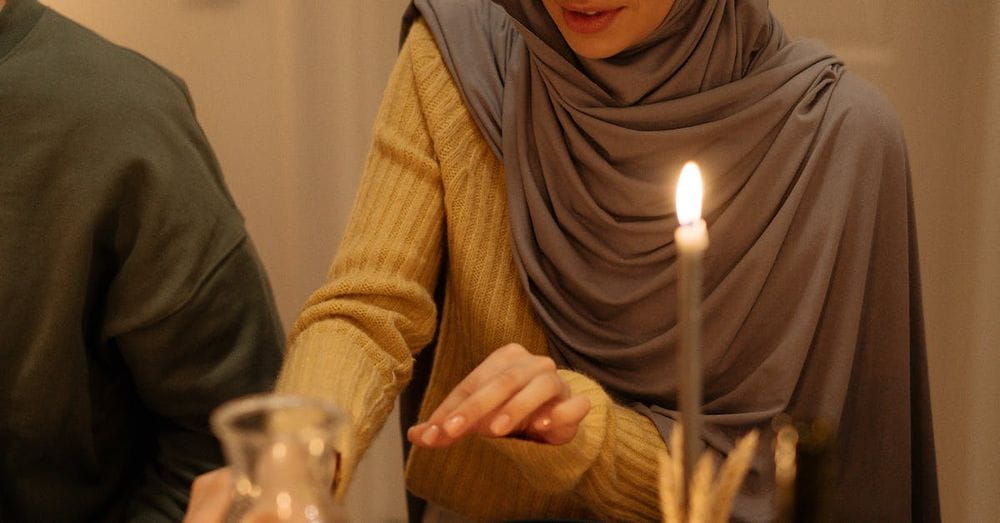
[0,0,285,520]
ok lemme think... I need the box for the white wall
[39,1,999,521]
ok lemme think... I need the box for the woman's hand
[183,468,232,523]
[407,343,591,448]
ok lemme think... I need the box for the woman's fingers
[407,344,591,448]
[410,391,592,447]
[408,345,525,448]
[483,371,567,437]
[424,343,529,427]
[183,468,232,523]
[438,355,556,439]
[535,394,591,445]
[407,422,453,448]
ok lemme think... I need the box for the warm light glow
[276,491,292,519]
[308,437,325,456]
[675,162,703,226]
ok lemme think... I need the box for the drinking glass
[211,394,349,522]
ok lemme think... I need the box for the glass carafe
[211,394,349,522]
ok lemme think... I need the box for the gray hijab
[403,1,938,520]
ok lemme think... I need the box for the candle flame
[676,161,703,226]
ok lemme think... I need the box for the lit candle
[674,161,708,492]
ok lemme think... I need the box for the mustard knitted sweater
[276,20,666,521]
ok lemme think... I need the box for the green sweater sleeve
[117,238,284,521]
[96,67,285,522]
[96,82,285,521]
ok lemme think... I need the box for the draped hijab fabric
[402,1,939,520]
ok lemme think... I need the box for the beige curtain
[40,1,999,521]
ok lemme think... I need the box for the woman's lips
[561,6,625,34]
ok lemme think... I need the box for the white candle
[674,161,708,494]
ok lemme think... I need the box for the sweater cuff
[275,321,402,499]
[587,403,664,520]
[482,369,611,494]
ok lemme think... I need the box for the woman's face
[541,0,676,59]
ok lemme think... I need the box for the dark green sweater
[0,1,284,520]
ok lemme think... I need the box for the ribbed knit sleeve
[274,33,443,498]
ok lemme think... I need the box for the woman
[190,1,938,521]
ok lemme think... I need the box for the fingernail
[443,415,465,437]
[490,414,511,436]
[421,424,440,446]
[534,417,552,431]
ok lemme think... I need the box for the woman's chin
[563,37,629,59]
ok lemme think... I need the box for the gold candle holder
[658,426,759,523]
